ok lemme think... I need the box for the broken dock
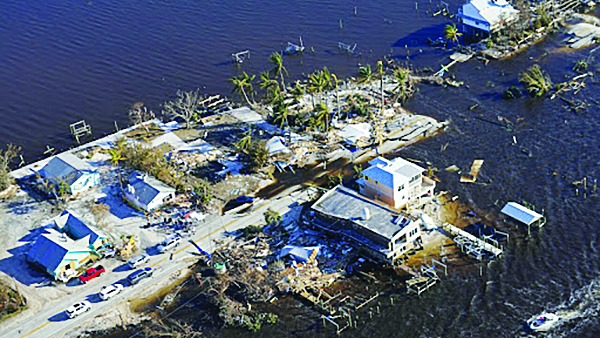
[442,222,503,260]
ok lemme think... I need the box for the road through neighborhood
[0,187,312,338]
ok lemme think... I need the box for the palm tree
[444,24,462,46]
[308,70,327,107]
[269,52,288,93]
[320,66,334,91]
[273,102,290,129]
[107,148,126,192]
[392,68,413,104]
[375,61,385,113]
[258,71,280,103]
[314,103,331,132]
[357,64,373,86]
[519,64,552,97]
[234,126,253,154]
[331,73,341,119]
[228,72,255,106]
[290,80,305,101]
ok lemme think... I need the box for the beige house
[357,157,435,209]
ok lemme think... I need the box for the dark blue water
[0,0,444,161]
[1,1,599,337]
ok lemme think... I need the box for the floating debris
[460,159,484,183]
[231,50,250,64]
[338,42,357,54]
[285,37,305,55]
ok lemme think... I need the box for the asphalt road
[0,187,312,338]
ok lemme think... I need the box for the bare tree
[128,102,156,132]
[162,89,204,129]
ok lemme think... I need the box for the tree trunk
[280,71,286,93]
[380,76,384,113]
[241,88,252,107]
[336,84,341,121]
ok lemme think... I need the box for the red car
[79,265,105,284]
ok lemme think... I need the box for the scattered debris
[460,159,484,183]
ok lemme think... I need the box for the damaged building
[309,185,421,263]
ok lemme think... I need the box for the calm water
[2,1,599,337]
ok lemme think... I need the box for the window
[397,184,404,191]
[409,228,419,237]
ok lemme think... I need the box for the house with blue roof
[458,0,519,34]
[53,210,108,250]
[124,171,176,211]
[38,153,100,195]
[26,210,108,281]
[357,156,435,209]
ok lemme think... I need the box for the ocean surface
[1,0,599,337]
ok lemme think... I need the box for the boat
[527,312,560,332]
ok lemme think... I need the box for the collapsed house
[310,186,421,263]
[357,157,435,209]
[38,153,100,195]
[27,210,109,281]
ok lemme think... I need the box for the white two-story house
[357,157,435,209]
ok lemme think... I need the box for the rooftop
[462,0,519,27]
[38,153,95,185]
[127,171,176,206]
[361,156,425,188]
[312,185,408,241]
[500,202,543,225]
[53,209,106,246]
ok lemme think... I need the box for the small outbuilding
[500,202,546,228]
[124,171,176,211]
[38,153,100,195]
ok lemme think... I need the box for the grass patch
[173,128,202,142]
[124,125,165,142]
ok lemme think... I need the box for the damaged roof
[311,185,406,240]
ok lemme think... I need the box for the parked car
[235,195,254,204]
[128,254,149,269]
[157,235,181,253]
[78,265,105,284]
[128,267,153,285]
[65,301,91,319]
[102,248,116,258]
[98,283,124,301]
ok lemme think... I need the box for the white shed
[501,202,546,227]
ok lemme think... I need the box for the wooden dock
[442,222,503,259]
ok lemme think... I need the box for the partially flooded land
[0,1,599,338]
